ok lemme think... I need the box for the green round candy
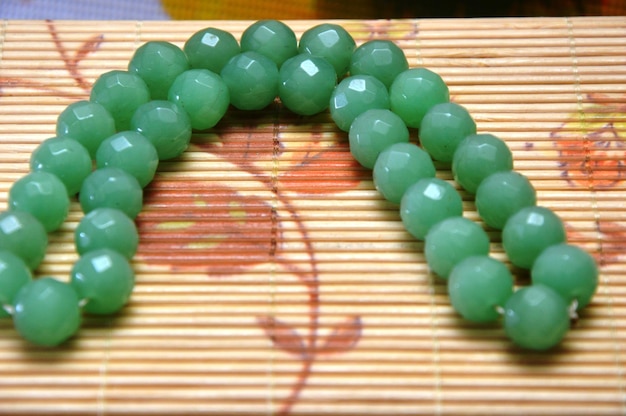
[329,75,390,132]
[298,23,355,77]
[90,70,151,131]
[30,136,92,196]
[349,40,408,89]
[220,51,279,110]
[0,211,47,270]
[475,171,536,230]
[531,243,598,310]
[424,216,491,279]
[419,102,477,162]
[278,54,337,116]
[12,277,81,346]
[75,208,138,259]
[448,256,514,323]
[452,134,514,194]
[390,68,450,128]
[0,250,32,318]
[502,206,566,269]
[55,100,116,158]
[130,100,192,160]
[504,284,570,350]
[400,177,463,240]
[373,143,436,204]
[8,171,70,232]
[71,249,135,315]
[240,19,298,67]
[168,69,230,130]
[79,167,143,219]
[184,27,240,73]
[128,41,189,100]
[96,131,159,188]
[349,109,409,169]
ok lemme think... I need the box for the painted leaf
[257,315,307,358]
[318,315,362,355]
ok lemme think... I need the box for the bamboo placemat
[0,17,625,415]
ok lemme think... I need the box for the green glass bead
[424,216,491,279]
[419,102,477,163]
[75,208,138,259]
[531,243,598,310]
[220,51,279,111]
[79,167,143,219]
[168,69,230,130]
[71,249,135,315]
[130,100,192,161]
[373,143,436,204]
[0,211,47,270]
[390,68,450,128]
[55,100,116,158]
[400,177,463,240]
[329,75,390,132]
[298,23,355,77]
[90,70,151,131]
[8,171,70,232]
[279,54,337,116]
[349,109,409,169]
[240,19,298,67]
[504,284,570,350]
[350,40,409,89]
[13,277,81,346]
[30,136,92,196]
[448,256,514,323]
[129,41,189,100]
[184,27,240,73]
[502,206,567,269]
[96,131,159,188]
[452,134,514,194]
[475,171,536,230]
[0,250,32,318]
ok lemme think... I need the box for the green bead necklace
[0,20,598,351]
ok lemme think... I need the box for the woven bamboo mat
[0,17,625,415]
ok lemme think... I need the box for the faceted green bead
[75,208,138,259]
[349,40,409,89]
[475,171,536,230]
[424,216,491,279]
[240,19,298,67]
[349,109,409,169]
[184,27,240,73]
[373,143,436,204]
[30,136,92,196]
[390,68,450,128]
[96,131,158,188]
[168,69,230,130]
[329,75,390,132]
[502,206,567,269]
[452,134,514,194]
[531,243,598,310]
[90,70,151,131]
[71,249,135,315]
[0,250,32,318]
[130,100,192,161]
[129,41,189,100]
[419,102,477,163]
[278,54,337,116]
[55,100,116,158]
[79,167,143,219]
[504,284,570,350]
[298,23,355,77]
[0,211,47,270]
[13,277,81,346]
[448,256,514,323]
[220,51,279,111]
[400,177,463,240]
